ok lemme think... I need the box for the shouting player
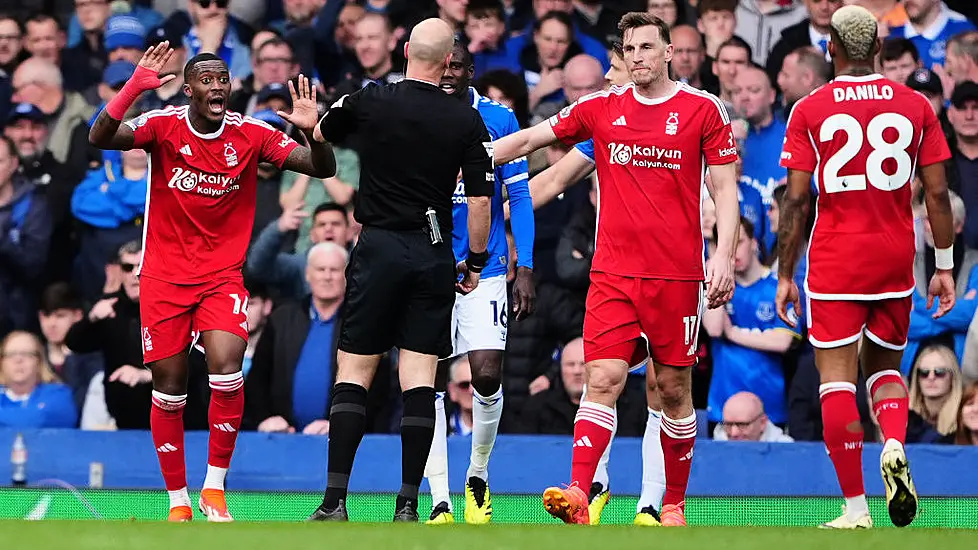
[493,12,740,526]
[423,40,535,524]
[524,41,667,527]
[776,5,955,529]
[89,43,335,522]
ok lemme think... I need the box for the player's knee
[587,363,626,394]
[151,373,187,396]
[467,351,502,396]
[654,368,689,408]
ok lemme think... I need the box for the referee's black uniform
[320,78,494,357]
[311,77,494,522]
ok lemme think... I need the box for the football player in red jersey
[89,42,336,522]
[776,5,956,529]
[493,12,740,526]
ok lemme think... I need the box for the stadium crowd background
[0,0,977,448]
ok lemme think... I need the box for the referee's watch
[466,250,489,273]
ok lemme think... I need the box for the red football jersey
[781,74,951,299]
[550,82,738,280]
[125,106,299,284]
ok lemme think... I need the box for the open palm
[278,74,319,133]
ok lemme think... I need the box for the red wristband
[105,65,162,120]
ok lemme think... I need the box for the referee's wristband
[466,250,489,273]
[935,246,954,270]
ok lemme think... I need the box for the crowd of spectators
[0,0,977,449]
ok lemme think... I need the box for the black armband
[466,249,489,273]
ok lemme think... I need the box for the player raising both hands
[89,42,335,522]
[776,5,955,529]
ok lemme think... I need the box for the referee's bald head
[406,18,455,71]
[829,5,879,63]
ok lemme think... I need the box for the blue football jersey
[707,271,800,424]
[452,88,531,278]
[888,6,975,68]
[574,139,595,163]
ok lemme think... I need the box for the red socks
[208,372,245,469]
[820,382,864,498]
[570,401,615,490]
[867,370,908,445]
[660,412,696,508]
[151,391,188,491]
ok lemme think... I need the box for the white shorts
[450,275,508,358]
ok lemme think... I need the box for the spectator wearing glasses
[713,391,793,442]
[177,0,253,81]
[0,331,77,428]
[0,15,27,76]
[444,354,474,436]
[66,0,164,50]
[229,36,298,114]
[906,345,962,443]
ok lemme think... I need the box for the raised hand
[278,74,320,134]
[135,41,176,89]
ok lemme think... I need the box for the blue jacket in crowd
[0,383,77,429]
[71,156,148,229]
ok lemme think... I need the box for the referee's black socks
[322,382,368,510]
[397,386,436,510]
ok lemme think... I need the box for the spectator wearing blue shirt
[504,0,610,74]
[181,0,253,80]
[71,143,147,302]
[703,217,801,426]
[244,242,393,434]
[464,0,522,78]
[904,191,978,375]
[0,331,77,429]
[67,1,164,50]
[888,0,975,69]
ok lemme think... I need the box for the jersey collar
[902,2,951,40]
[185,110,226,140]
[630,81,681,106]
[468,86,480,109]
[833,74,884,83]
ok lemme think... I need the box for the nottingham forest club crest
[224,142,238,167]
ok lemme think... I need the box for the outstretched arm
[278,75,336,179]
[530,149,594,209]
[493,120,559,165]
[89,42,176,150]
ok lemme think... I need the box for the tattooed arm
[777,169,812,282]
[775,168,812,326]
[89,109,136,150]
[281,134,336,179]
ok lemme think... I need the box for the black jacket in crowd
[766,19,816,91]
[244,297,395,432]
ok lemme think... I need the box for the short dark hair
[453,38,474,67]
[244,277,270,300]
[25,12,60,31]
[39,282,82,314]
[0,14,24,35]
[717,36,753,61]
[881,37,919,63]
[713,215,755,243]
[183,52,227,82]
[466,0,505,22]
[611,39,623,59]
[314,203,350,224]
[475,69,530,128]
[618,12,671,46]
[359,11,393,34]
[697,0,737,16]
[257,37,294,59]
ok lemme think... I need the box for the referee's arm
[313,92,360,144]
[461,113,494,260]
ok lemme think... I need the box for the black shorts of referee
[339,226,456,358]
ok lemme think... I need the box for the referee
[308,18,494,523]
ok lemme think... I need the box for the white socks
[845,495,869,520]
[424,391,451,510]
[467,386,503,481]
[168,487,191,509]
[202,465,228,491]
[637,409,666,512]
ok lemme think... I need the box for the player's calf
[654,364,696,512]
[151,390,191,517]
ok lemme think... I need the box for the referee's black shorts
[339,226,456,357]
